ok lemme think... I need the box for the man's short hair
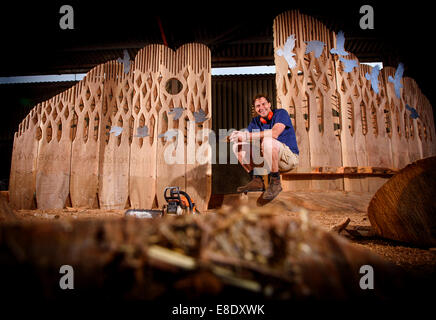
[252,94,271,107]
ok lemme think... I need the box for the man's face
[254,97,272,118]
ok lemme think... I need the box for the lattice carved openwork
[274,10,435,192]
[9,43,212,211]
[156,44,212,212]
[274,10,343,190]
[35,88,75,209]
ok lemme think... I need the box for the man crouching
[229,94,299,200]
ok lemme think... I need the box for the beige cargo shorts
[278,143,299,172]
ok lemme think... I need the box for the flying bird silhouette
[405,104,419,119]
[276,34,297,69]
[305,40,326,58]
[158,129,179,141]
[194,109,209,123]
[330,31,349,56]
[365,65,381,94]
[339,57,359,73]
[168,107,184,120]
[117,49,131,74]
[109,126,123,137]
[388,62,404,99]
[135,126,149,137]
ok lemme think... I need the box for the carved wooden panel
[9,105,40,209]
[403,77,423,163]
[36,88,74,209]
[98,61,134,210]
[359,64,392,191]
[70,65,104,208]
[157,44,212,212]
[129,45,160,209]
[335,53,368,191]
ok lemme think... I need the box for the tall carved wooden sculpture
[273,10,436,192]
[9,43,212,212]
[274,11,343,191]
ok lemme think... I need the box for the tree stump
[368,156,436,247]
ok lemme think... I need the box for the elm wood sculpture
[273,10,436,192]
[9,43,212,211]
[367,156,436,247]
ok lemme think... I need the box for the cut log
[0,203,407,301]
[368,156,436,247]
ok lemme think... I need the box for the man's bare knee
[261,137,280,153]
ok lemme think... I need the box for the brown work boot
[237,176,265,193]
[263,175,282,200]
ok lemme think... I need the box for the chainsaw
[125,187,199,219]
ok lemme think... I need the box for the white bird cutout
[365,65,381,94]
[158,129,179,141]
[168,107,184,120]
[305,40,326,58]
[388,62,404,99]
[194,109,209,123]
[330,31,349,56]
[117,49,131,74]
[276,34,297,69]
[109,126,123,137]
[339,57,359,73]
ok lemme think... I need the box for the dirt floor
[10,190,436,278]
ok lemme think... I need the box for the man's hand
[229,131,248,142]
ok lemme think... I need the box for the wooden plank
[180,43,212,212]
[417,94,431,158]
[359,64,392,192]
[335,53,367,192]
[129,45,160,209]
[156,45,187,208]
[403,77,423,163]
[36,89,74,209]
[70,65,104,208]
[419,93,436,157]
[98,61,133,209]
[381,67,409,169]
[8,106,40,209]
[273,10,311,191]
[156,44,212,211]
[282,166,398,176]
[302,15,343,191]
